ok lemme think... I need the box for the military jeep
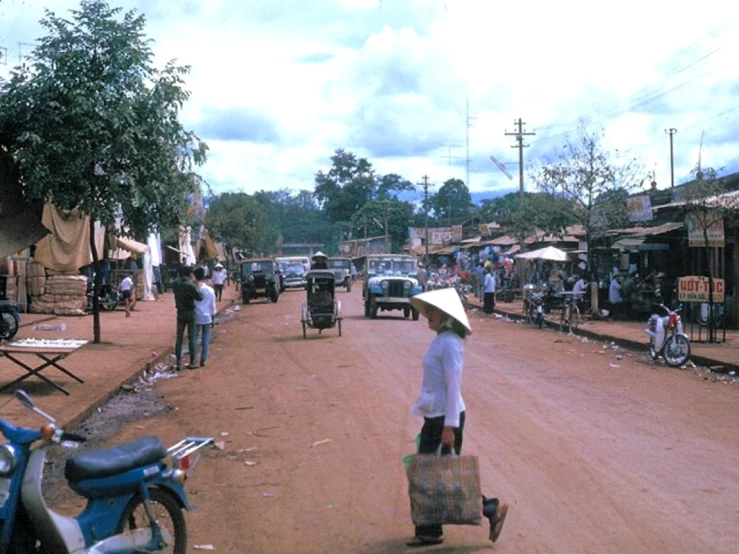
[240,257,280,304]
[327,257,353,292]
[362,254,422,319]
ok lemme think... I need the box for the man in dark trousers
[172,266,203,370]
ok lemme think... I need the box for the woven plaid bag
[406,454,482,526]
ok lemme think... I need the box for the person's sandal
[490,503,508,543]
[406,535,443,547]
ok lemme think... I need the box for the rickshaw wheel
[411,308,420,321]
[338,319,342,336]
[302,321,307,339]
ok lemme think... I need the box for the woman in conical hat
[406,288,508,547]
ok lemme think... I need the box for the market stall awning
[116,236,149,254]
[516,246,570,262]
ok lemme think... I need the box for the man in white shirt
[211,263,226,302]
[609,275,623,305]
[119,275,136,317]
[483,267,496,314]
[572,276,587,299]
[193,267,216,368]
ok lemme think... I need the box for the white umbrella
[515,246,570,262]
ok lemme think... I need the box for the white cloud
[1,0,738,199]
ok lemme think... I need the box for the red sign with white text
[678,276,725,303]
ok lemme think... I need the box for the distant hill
[397,187,517,206]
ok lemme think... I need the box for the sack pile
[27,270,88,316]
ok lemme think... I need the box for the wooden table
[0,339,88,395]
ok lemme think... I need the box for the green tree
[253,189,332,246]
[510,193,579,245]
[0,1,206,342]
[532,123,642,276]
[208,192,271,256]
[314,149,375,224]
[430,178,474,225]
[351,198,414,253]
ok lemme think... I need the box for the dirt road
[97,285,739,553]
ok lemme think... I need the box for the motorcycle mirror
[14,390,35,410]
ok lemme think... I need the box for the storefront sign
[678,275,725,303]
[627,195,653,222]
[685,212,725,247]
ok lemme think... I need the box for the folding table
[0,338,88,396]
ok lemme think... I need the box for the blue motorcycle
[0,390,212,553]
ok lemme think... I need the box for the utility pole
[505,118,536,204]
[666,128,677,188]
[416,175,436,266]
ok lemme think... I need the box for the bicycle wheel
[116,487,187,554]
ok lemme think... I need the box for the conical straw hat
[410,288,471,333]
[312,251,327,259]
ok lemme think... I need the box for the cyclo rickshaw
[301,270,342,338]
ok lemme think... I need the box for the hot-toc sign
[678,276,725,303]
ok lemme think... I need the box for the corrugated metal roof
[609,222,683,236]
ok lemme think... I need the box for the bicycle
[559,295,581,334]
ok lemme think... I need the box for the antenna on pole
[490,155,514,181]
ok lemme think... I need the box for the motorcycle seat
[64,435,168,482]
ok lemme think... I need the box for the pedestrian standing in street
[212,263,226,302]
[416,263,428,291]
[483,267,496,315]
[193,267,216,368]
[172,266,203,371]
[118,274,136,317]
[406,288,508,547]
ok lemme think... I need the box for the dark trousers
[483,292,495,314]
[414,411,466,539]
[175,314,196,365]
[214,284,224,301]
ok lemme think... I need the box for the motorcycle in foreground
[0,300,20,341]
[645,304,691,367]
[85,278,120,312]
[0,390,212,553]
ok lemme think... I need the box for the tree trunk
[703,221,715,344]
[89,217,102,344]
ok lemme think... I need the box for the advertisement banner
[627,195,653,222]
[678,275,725,303]
[686,212,725,247]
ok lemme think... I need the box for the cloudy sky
[2,0,738,201]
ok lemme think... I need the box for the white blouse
[411,330,466,427]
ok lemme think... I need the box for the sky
[2,0,739,202]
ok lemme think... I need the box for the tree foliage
[351,198,414,252]
[532,123,642,246]
[430,178,473,225]
[207,192,270,255]
[510,193,580,245]
[0,0,206,342]
[0,1,206,237]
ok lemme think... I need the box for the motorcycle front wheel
[117,487,187,554]
[663,335,691,367]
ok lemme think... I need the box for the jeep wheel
[242,294,250,305]
[411,307,420,321]
[404,307,410,318]
[370,298,378,319]
[302,321,307,339]
[337,319,342,337]
[364,300,370,317]
[271,290,279,303]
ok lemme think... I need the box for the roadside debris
[32,323,66,331]
[194,545,216,551]
[608,363,621,369]
[310,438,332,448]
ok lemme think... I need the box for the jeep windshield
[368,258,416,276]
[283,263,305,277]
[243,261,274,275]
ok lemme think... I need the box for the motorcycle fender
[674,332,689,341]
[150,479,190,510]
[85,526,172,554]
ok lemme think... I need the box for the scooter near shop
[0,390,212,553]
[645,304,691,367]
[0,301,20,341]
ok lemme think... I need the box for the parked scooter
[0,390,212,553]
[524,286,545,329]
[645,304,691,367]
[0,300,20,341]
[86,277,120,312]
